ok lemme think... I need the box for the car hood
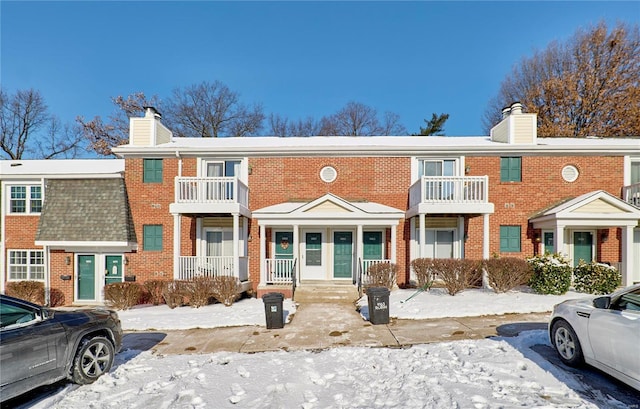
[557,296,596,309]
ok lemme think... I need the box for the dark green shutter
[500,226,521,252]
[500,157,521,182]
[143,159,163,183]
[143,225,163,251]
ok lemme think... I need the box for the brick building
[2,104,639,305]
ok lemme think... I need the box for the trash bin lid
[262,292,285,301]
[366,287,390,295]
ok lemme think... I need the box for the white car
[549,284,640,391]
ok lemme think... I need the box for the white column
[232,213,239,278]
[44,245,50,305]
[419,213,426,258]
[621,225,634,286]
[260,224,266,285]
[482,214,490,260]
[173,213,181,279]
[293,225,300,285]
[357,225,363,262]
[555,225,565,256]
[390,224,397,264]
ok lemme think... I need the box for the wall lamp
[65,256,71,265]
[124,256,129,265]
[601,230,609,243]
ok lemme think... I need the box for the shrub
[5,281,45,304]
[573,261,621,294]
[49,288,66,307]
[410,258,436,290]
[143,279,168,305]
[365,262,397,290]
[527,253,572,295]
[483,257,533,293]
[185,277,216,308]
[104,282,143,310]
[162,280,189,309]
[433,259,482,296]
[211,276,241,306]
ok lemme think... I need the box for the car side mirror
[593,296,611,309]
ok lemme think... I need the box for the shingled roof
[36,179,136,244]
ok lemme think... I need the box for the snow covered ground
[12,288,640,408]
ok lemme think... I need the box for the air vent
[320,166,337,183]
[562,165,579,182]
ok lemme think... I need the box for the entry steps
[294,283,360,303]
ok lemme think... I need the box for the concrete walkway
[122,303,550,355]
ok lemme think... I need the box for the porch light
[601,230,609,242]
[65,256,71,265]
[124,256,129,265]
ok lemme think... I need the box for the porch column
[554,225,565,255]
[293,225,300,285]
[173,213,181,279]
[390,224,397,264]
[482,214,490,259]
[621,225,634,286]
[260,224,266,284]
[419,213,426,258]
[232,213,239,278]
[356,224,363,263]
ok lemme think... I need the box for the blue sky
[2,1,638,137]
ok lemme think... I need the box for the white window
[9,185,42,214]
[418,159,456,177]
[415,228,455,258]
[8,250,45,281]
[205,229,233,256]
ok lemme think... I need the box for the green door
[77,255,95,300]
[105,256,123,285]
[363,232,382,260]
[275,232,293,276]
[543,232,554,255]
[333,231,353,278]
[573,232,593,267]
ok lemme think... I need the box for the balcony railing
[174,177,249,207]
[623,182,640,208]
[264,258,297,284]
[177,256,248,281]
[409,176,489,207]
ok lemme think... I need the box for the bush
[185,277,216,308]
[104,282,143,310]
[433,259,482,296]
[365,262,397,290]
[573,261,621,294]
[527,253,572,295]
[211,276,241,306]
[483,257,533,293]
[162,280,189,309]
[143,279,168,305]
[5,281,45,304]
[410,258,436,290]
[49,288,66,307]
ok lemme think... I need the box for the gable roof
[35,179,136,247]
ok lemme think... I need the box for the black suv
[0,294,122,402]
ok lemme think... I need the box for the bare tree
[0,88,85,159]
[164,81,264,137]
[267,113,321,136]
[318,101,407,136]
[77,92,159,156]
[483,21,640,137]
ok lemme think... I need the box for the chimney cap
[510,102,523,114]
[143,106,162,119]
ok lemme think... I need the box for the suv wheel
[551,320,583,366]
[71,336,115,384]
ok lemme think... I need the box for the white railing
[264,258,296,284]
[623,182,640,208]
[174,177,249,207]
[361,259,392,287]
[409,176,489,207]
[177,256,248,281]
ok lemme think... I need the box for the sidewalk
[122,303,550,355]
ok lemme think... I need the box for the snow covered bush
[162,280,189,309]
[210,275,241,306]
[104,282,143,310]
[483,257,533,293]
[433,259,482,296]
[186,277,217,308]
[365,262,397,290]
[410,258,436,290]
[573,261,621,294]
[527,253,572,295]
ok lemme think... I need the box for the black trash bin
[262,292,285,329]
[367,287,390,325]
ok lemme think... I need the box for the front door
[333,231,353,279]
[573,232,593,266]
[301,231,324,280]
[105,256,123,285]
[275,231,293,277]
[77,255,96,300]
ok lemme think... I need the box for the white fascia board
[34,241,137,249]
[257,218,400,226]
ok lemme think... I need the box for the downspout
[173,150,182,279]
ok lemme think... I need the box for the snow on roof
[0,159,124,178]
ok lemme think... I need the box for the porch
[176,256,249,282]
[623,182,640,208]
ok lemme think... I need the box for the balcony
[170,177,250,215]
[407,176,494,216]
[623,182,640,208]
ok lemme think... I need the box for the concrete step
[294,285,360,303]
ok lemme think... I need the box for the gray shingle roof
[36,179,136,243]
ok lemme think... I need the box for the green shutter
[143,159,163,183]
[500,157,521,182]
[500,226,521,252]
[143,225,163,251]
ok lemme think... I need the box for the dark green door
[543,232,554,254]
[77,255,95,300]
[573,232,593,266]
[363,232,383,260]
[275,232,293,276]
[105,256,123,285]
[334,231,353,278]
